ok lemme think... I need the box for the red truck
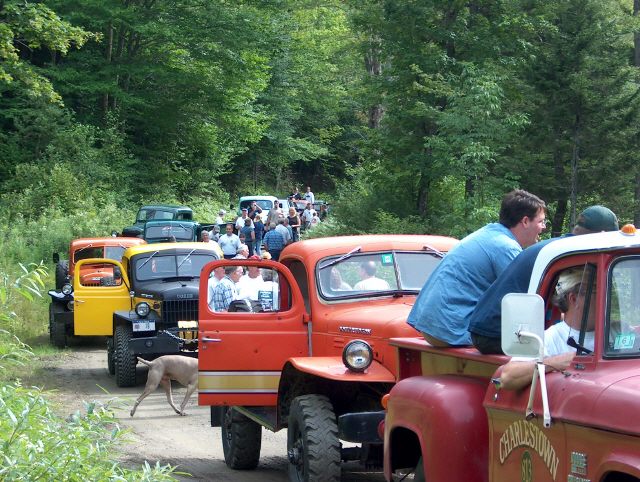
[197,234,457,481]
[383,227,640,482]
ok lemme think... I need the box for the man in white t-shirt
[207,266,226,310]
[500,267,596,390]
[237,262,264,300]
[353,261,390,291]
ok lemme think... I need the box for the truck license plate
[133,320,156,332]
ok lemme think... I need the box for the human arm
[499,351,575,391]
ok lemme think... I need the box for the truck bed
[390,337,508,380]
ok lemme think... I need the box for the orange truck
[49,236,146,347]
[197,234,457,481]
[383,228,640,482]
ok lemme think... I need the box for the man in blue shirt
[407,189,547,346]
[468,205,618,354]
[263,223,286,261]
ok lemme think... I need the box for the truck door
[198,259,308,407]
[486,258,602,481]
[73,259,131,336]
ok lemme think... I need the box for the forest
[3,0,640,266]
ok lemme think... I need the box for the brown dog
[130,355,198,417]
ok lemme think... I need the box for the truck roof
[529,229,640,292]
[70,237,146,249]
[281,234,458,264]
[138,204,192,210]
[123,242,223,259]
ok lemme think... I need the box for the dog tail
[137,357,152,366]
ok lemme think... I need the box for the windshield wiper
[319,246,362,270]
[73,243,94,261]
[423,244,446,258]
[137,251,159,270]
[177,249,196,269]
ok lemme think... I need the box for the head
[225,223,234,235]
[241,208,248,218]
[330,267,343,287]
[552,267,596,330]
[201,231,210,242]
[573,205,618,235]
[213,225,221,234]
[278,219,285,226]
[251,201,257,209]
[269,222,276,230]
[499,189,547,248]
[226,265,244,283]
[237,244,249,257]
[218,209,226,217]
[283,218,289,226]
[359,261,377,278]
[306,186,311,192]
[289,207,296,216]
[247,264,261,278]
[213,266,225,280]
[261,251,272,260]
[244,218,252,227]
[306,203,312,210]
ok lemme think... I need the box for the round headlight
[135,302,150,318]
[342,339,373,372]
[62,283,73,295]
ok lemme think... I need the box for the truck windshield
[606,258,640,357]
[317,251,441,300]
[144,224,195,242]
[240,199,274,211]
[135,253,217,281]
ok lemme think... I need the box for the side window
[208,265,290,314]
[545,264,596,356]
[606,258,640,356]
[286,260,309,313]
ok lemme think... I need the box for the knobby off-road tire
[55,260,69,290]
[106,337,115,375]
[49,303,67,348]
[221,407,262,470]
[114,325,136,387]
[287,394,341,482]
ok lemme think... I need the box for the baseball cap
[218,209,226,215]
[555,268,585,296]
[576,206,618,232]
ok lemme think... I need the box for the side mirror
[501,293,545,358]
[53,252,60,264]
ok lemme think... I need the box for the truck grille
[162,299,198,325]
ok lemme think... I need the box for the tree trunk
[365,36,384,128]
[569,112,581,228]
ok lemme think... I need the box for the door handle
[202,337,222,343]
[75,299,85,304]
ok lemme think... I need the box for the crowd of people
[406,189,619,390]
[201,186,327,262]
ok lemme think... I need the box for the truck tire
[221,407,262,470]
[114,325,136,387]
[49,303,67,348]
[106,337,115,375]
[55,260,69,290]
[287,395,340,482]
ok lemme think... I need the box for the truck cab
[48,236,146,347]
[384,228,640,482]
[197,234,457,481]
[122,204,194,237]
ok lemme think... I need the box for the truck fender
[384,375,489,482]
[112,310,160,327]
[286,356,395,383]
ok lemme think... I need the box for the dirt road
[33,339,385,482]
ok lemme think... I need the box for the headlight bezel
[135,302,150,318]
[61,283,73,295]
[342,339,374,373]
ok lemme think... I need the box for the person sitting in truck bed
[407,189,547,347]
[499,266,597,391]
[468,205,618,354]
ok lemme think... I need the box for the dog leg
[130,386,155,417]
[161,378,182,415]
[178,382,198,416]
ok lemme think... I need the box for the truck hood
[134,280,199,301]
[323,298,418,339]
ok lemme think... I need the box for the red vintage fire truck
[383,227,640,482]
[197,234,457,481]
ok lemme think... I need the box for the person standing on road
[211,265,244,311]
[240,218,256,256]
[287,207,301,242]
[253,216,264,256]
[408,189,547,347]
[247,201,263,221]
[263,223,286,261]
[218,223,241,259]
[215,209,226,225]
[236,208,253,232]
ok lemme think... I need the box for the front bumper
[129,329,198,355]
[338,410,385,443]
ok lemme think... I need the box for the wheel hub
[287,446,301,465]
